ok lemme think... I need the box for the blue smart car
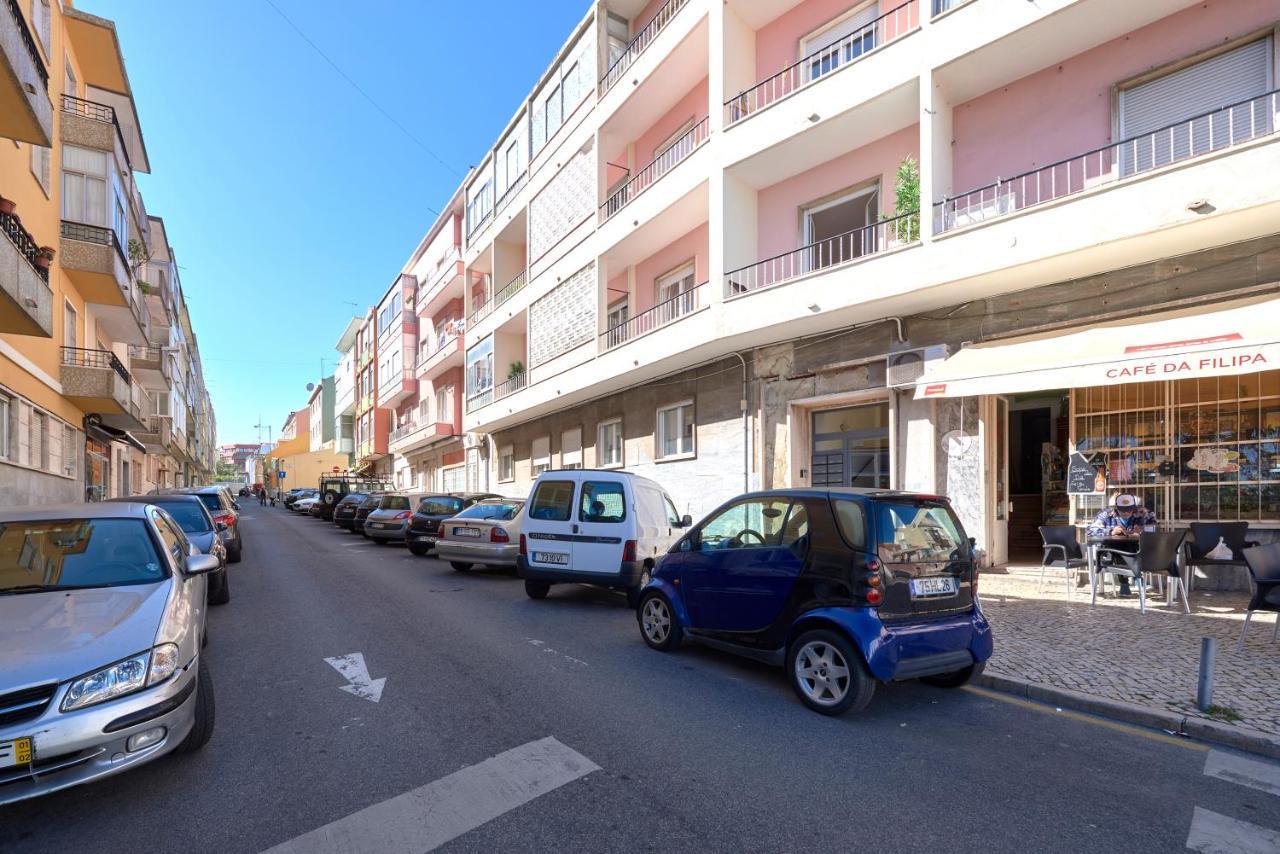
[636,488,993,715]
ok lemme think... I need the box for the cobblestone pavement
[980,569,1280,735]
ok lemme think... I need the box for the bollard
[1196,637,1216,711]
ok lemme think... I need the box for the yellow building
[264,434,350,496]
[1,1,216,504]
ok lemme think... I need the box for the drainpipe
[731,352,750,493]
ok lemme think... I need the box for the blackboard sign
[1066,452,1106,495]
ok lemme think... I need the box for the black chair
[1094,531,1186,615]
[1185,522,1258,592]
[1038,526,1088,596]
[1238,542,1280,651]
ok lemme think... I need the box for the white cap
[1113,493,1139,508]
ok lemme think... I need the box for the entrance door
[810,403,890,489]
[987,396,1010,566]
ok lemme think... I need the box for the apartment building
[1,1,216,505]
[307,375,335,452]
[332,317,359,467]
[422,0,1280,565]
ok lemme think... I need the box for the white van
[517,469,691,604]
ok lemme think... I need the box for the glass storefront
[810,402,890,489]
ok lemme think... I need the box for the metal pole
[1196,637,1216,711]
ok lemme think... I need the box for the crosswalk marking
[1186,807,1280,854]
[259,737,599,854]
[1204,750,1280,798]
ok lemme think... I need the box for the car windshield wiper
[0,584,98,595]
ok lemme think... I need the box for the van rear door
[573,476,629,574]
[524,476,579,571]
[870,499,975,619]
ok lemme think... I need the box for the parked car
[405,493,501,556]
[104,495,229,605]
[517,470,689,605]
[282,488,311,509]
[313,476,393,521]
[636,488,992,716]
[166,486,242,563]
[352,493,387,538]
[332,493,368,531]
[238,487,250,497]
[292,492,321,514]
[0,502,218,805]
[364,493,434,545]
[434,498,526,571]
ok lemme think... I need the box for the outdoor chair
[1038,526,1088,595]
[1237,542,1280,652]
[1093,531,1186,615]
[1185,522,1258,592]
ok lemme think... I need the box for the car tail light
[519,534,527,556]
[214,513,235,527]
[865,587,883,606]
[394,511,411,520]
[490,527,510,543]
[622,540,637,562]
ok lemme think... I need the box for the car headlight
[61,644,181,712]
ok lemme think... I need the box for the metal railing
[601,118,708,221]
[61,95,133,171]
[417,333,459,368]
[61,346,131,384]
[466,388,493,412]
[725,0,919,125]
[128,344,162,363]
[935,89,1280,233]
[493,269,527,310]
[495,372,527,400]
[600,0,690,95]
[601,282,706,350]
[470,297,494,325]
[6,0,48,89]
[494,173,527,217]
[61,220,128,266]
[0,211,49,282]
[725,210,919,296]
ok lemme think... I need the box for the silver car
[364,493,429,544]
[105,494,230,605]
[435,498,526,571]
[0,502,219,805]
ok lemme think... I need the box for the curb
[974,673,1280,761]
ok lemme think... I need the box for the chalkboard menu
[1066,452,1106,495]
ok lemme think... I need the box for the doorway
[991,392,1068,564]
[803,183,879,270]
[810,402,890,489]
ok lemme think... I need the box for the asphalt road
[4,502,1279,853]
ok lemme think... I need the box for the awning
[915,295,1280,399]
[85,416,147,453]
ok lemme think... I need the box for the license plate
[910,576,958,598]
[372,522,385,529]
[454,527,481,538]
[0,737,32,769]
[414,536,433,543]
[533,551,569,565]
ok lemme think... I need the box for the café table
[1087,532,1182,608]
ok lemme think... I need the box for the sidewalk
[979,569,1280,738]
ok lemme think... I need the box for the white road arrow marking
[324,653,386,703]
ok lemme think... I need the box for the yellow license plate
[0,737,32,768]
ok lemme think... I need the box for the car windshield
[419,497,463,516]
[340,493,367,505]
[874,502,968,563]
[194,493,222,512]
[0,518,166,592]
[380,496,411,511]
[153,502,212,533]
[455,501,522,521]
[360,495,382,509]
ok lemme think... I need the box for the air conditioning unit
[463,431,487,450]
[886,345,949,389]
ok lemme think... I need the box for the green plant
[884,155,921,243]
[137,281,155,295]
[127,238,149,269]
[508,360,524,379]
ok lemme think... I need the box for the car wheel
[228,541,242,564]
[360,528,370,539]
[921,661,984,689]
[788,629,875,716]
[638,592,682,651]
[373,537,386,546]
[451,562,473,572]
[208,568,231,606]
[408,543,429,556]
[524,579,551,600]
[174,660,215,754]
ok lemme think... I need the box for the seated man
[1086,493,1158,596]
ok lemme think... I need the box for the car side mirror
[232,501,241,511]
[680,514,693,528]
[187,554,220,576]
[215,520,228,532]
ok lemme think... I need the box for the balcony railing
[934,89,1280,233]
[601,118,708,221]
[0,211,49,283]
[494,172,527,217]
[6,0,48,90]
[61,346,131,384]
[725,0,919,125]
[61,219,128,266]
[417,332,459,367]
[466,387,493,412]
[601,282,706,350]
[725,210,919,296]
[128,344,162,363]
[471,269,528,326]
[61,95,134,171]
[600,0,690,95]
[495,372,528,400]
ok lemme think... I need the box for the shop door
[810,403,890,489]
[987,396,1010,566]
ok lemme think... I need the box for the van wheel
[788,630,875,716]
[408,543,429,556]
[524,580,550,600]
[921,661,984,689]
[174,661,215,754]
[625,569,651,609]
[638,592,681,651]
[451,562,472,572]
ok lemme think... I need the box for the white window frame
[0,393,11,460]
[30,145,50,196]
[63,299,77,350]
[799,1,879,82]
[606,296,630,331]
[597,418,623,469]
[531,435,551,475]
[802,182,879,246]
[655,261,696,305]
[656,400,695,461]
[498,445,514,483]
[653,118,696,162]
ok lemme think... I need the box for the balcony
[602,118,708,223]
[135,414,174,454]
[470,269,526,326]
[725,210,918,296]
[601,281,707,350]
[59,220,130,308]
[416,334,464,382]
[0,0,51,145]
[60,346,144,430]
[495,371,528,401]
[388,419,457,455]
[376,365,417,408]
[600,0,692,96]
[0,210,52,337]
[128,344,169,391]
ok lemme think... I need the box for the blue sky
[85,0,588,446]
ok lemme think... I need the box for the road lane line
[1185,807,1280,854]
[259,737,600,854]
[1204,750,1280,797]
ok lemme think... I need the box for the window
[579,480,626,523]
[457,501,522,521]
[875,502,967,564]
[529,479,575,521]
[801,3,878,82]
[30,145,50,195]
[803,184,879,269]
[437,385,453,422]
[31,410,46,470]
[32,0,51,56]
[663,495,682,527]
[597,419,622,468]
[656,401,695,460]
[502,140,520,192]
[0,394,11,459]
[832,499,867,548]
[441,466,465,492]
[466,338,493,401]
[62,425,76,477]
[498,445,514,482]
[698,498,793,551]
[531,436,551,475]
[606,297,629,332]
[151,510,189,565]
[62,146,109,226]
[63,301,77,350]
[561,427,582,469]
[64,56,77,98]
[0,519,165,590]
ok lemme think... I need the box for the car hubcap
[642,599,670,644]
[795,641,850,706]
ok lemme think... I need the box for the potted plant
[138,281,156,296]
[508,360,524,380]
[34,246,55,269]
[0,195,15,216]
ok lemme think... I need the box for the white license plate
[533,551,569,565]
[910,576,958,598]
[454,527,481,538]
[414,535,433,543]
[372,522,386,529]
[0,737,32,768]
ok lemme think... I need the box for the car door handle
[572,523,579,534]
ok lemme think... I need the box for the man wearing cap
[1086,493,1158,596]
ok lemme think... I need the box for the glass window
[698,498,792,551]
[663,495,682,526]
[0,518,166,591]
[499,446,514,482]
[0,395,9,459]
[657,402,694,459]
[598,419,622,467]
[152,511,189,563]
[532,436,551,475]
[874,502,967,563]
[455,501,522,521]
[195,493,222,513]
[832,499,867,548]
[418,496,464,516]
[529,479,575,521]
[579,481,626,523]
[155,501,212,533]
[780,502,809,546]
[380,495,411,511]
